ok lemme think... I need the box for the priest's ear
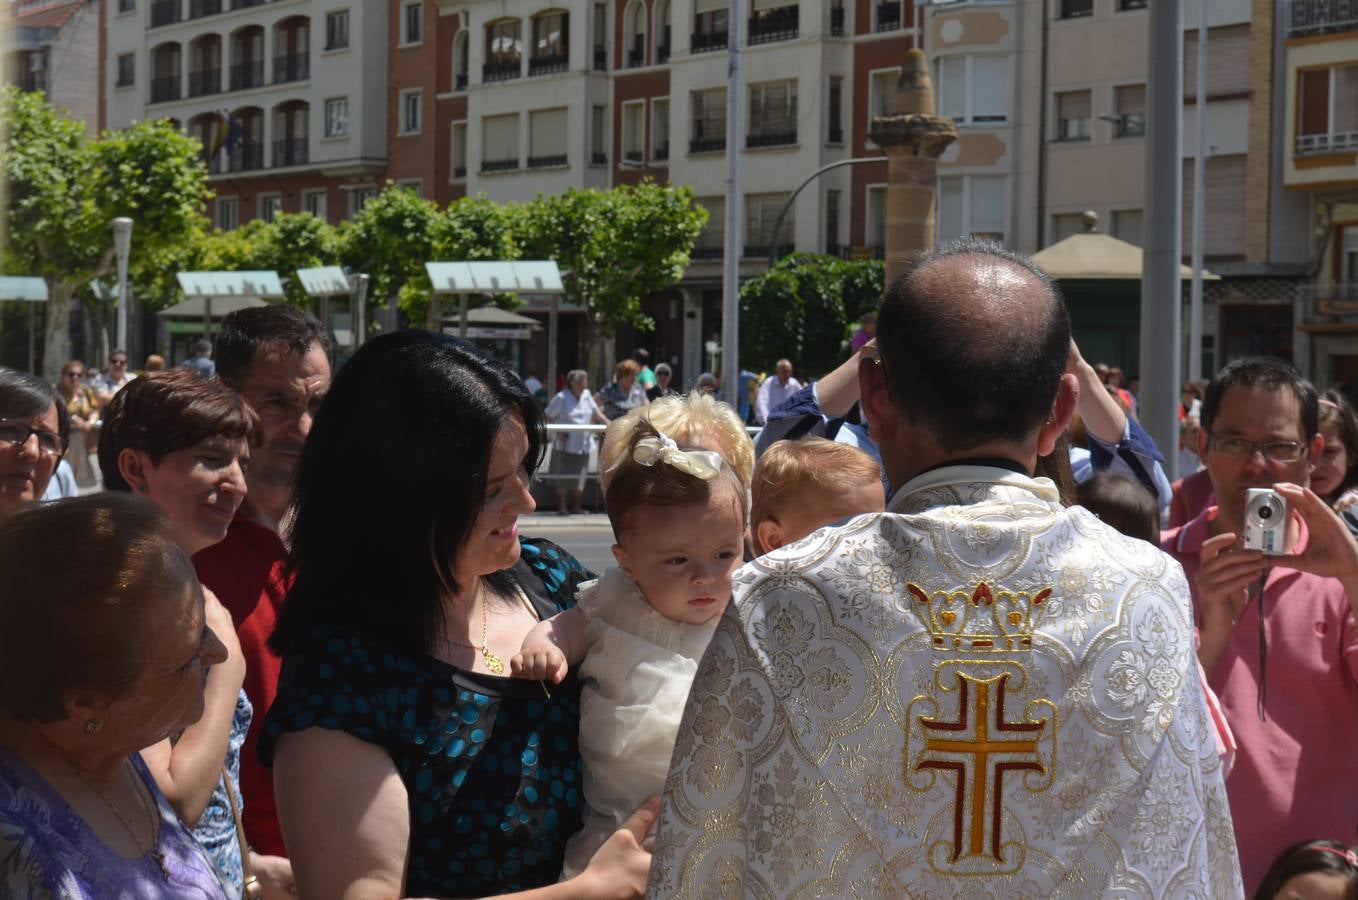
[752,519,785,557]
[1036,373,1080,458]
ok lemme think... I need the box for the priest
[646,240,1243,898]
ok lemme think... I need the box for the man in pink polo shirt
[1163,356,1358,894]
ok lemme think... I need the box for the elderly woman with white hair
[544,369,609,515]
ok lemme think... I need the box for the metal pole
[112,218,133,353]
[767,157,889,268]
[720,0,742,407]
[353,274,369,347]
[547,293,560,394]
[1140,0,1184,480]
[1189,0,1208,381]
[27,302,35,374]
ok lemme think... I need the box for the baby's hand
[510,644,569,683]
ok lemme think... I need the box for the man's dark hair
[0,367,63,441]
[214,305,329,389]
[1077,471,1159,545]
[876,238,1071,452]
[634,348,650,365]
[1201,357,1318,442]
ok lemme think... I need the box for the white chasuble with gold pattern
[646,465,1243,899]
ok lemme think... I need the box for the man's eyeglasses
[0,419,68,457]
[64,371,83,379]
[110,358,127,366]
[1209,434,1307,463]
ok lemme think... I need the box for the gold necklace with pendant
[442,588,505,674]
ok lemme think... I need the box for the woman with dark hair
[0,493,230,897]
[1311,391,1358,529]
[0,366,67,521]
[1254,839,1358,900]
[262,331,656,899]
[98,370,292,899]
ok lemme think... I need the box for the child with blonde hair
[751,438,886,555]
[511,416,749,879]
[598,391,754,493]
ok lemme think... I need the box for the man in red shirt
[195,306,331,858]
[1161,357,1358,894]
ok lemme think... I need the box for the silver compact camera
[1243,488,1287,554]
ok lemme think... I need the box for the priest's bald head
[860,238,1078,489]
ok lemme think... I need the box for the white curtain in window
[483,113,518,161]
[529,107,567,157]
[938,176,963,242]
[452,122,467,170]
[697,197,724,247]
[971,56,1008,121]
[653,99,670,148]
[622,103,644,155]
[867,187,886,247]
[591,105,606,154]
[873,70,898,118]
[937,56,965,119]
[969,176,1006,237]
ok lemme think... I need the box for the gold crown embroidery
[906,581,1052,652]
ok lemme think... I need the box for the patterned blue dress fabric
[260,538,591,896]
[195,690,252,899]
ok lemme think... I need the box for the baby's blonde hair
[600,392,754,494]
[751,438,883,538]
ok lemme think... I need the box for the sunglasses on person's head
[0,419,67,457]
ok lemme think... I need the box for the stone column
[867,48,958,286]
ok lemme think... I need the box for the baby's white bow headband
[631,432,723,481]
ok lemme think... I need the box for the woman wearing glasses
[0,366,68,522]
[56,359,102,487]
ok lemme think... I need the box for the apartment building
[1284,0,1358,389]
[102,0,390,226]
[5,0,100,132]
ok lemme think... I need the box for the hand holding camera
[1271,482,1358,582]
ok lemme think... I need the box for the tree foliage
[740,253,884,378]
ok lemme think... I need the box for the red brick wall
[385,0,441,194]
[212,173,365,225]
[849,34,910,244]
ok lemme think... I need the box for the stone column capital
[868,115,959,160]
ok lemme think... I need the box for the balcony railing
[20,73,44,92]
[1113,113,1145,137]
[230,0,264,9]
[453,165,467,179]
[1059,0,1094,16]
[1303,283,1358,320]
[273,137,308,167]
[1296,131,1358,155]
[593,46,607,70]
[455,71,468,90]
[653,143,670,161]
[483,59,521,82]
[591,151,608,164]
[274,52,310,84]
[481,157,520,172]
[691,29,729,51]
[228,142,264,172]
[1286,0,1358,35]
[150,0,179,26]
[830,5,845,34]
[149,75,180,103]
[692,246,724,260]
[875,1,900,30]
[657,42,671,62]
[744,243,794,259]
[203,150,225,175]
[188,0,220,17]
[747,129,797,148]
[188,70,221,96]
[828,125,844,143]
[229,60,264,90]
[627,46,645,67]
[624,150,643,163]
[749,6,798,43]
[529,53,569,76]
[528,154,568,168]
[689,136,726,153]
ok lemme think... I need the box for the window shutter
[483,113,518,161]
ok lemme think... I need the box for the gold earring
[84,719,102,735]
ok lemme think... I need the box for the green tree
[242,212,343,306]
[515,181,706,380]
[739,253,884,378]
[0,88,210,378]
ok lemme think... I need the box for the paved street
[518,511,616,575]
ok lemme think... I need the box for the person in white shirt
[544,370,609,514]
[753,358,802,425]
[93,350,137,406]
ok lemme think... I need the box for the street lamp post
[111,218,133,355]
[720,0,743,410]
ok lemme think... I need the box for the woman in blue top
[262,331,657,899]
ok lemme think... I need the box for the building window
[1059,0,1092,18]
[303,189,327,219]
[348,186,378,217]
[1112,209,1143,245]
[1055,90,1091,141]
[402,1,423,45]
[655,0,672,61]
[216,196,239,230]
[591,105,607,164]
[867,186,887,254]
[1113,84,1146,137]
[622,100,645,163]
[259,194,283,222]
[828,76,843,143]
[324,98,349,137]
[325,10,349,49]
[938,175,1007,244]
[652,97,670,161]
[870,68,898,120]
[745,192,792,257]
[936,55,1007,124]
[694,196,724,259]
[624,0,646,67]
[593,4,607,68]
[454,31,469,89]
[118,0,135,12]
[1297,65,1358,155]
[116,53,136,87]
[452,121,467,179]
[482,112,520,171]
[485,19,522,81]
[690,87,726,153]
[1051,212,1084,243]
[825,189,841,253]
[397,179,423,196]
[1117,0,1147,10]
[528,107,568,168]
[875,0,902,31]
[692,0,729,52]
[399,90,422,135]
[747,79,796,147]
[530,10,569,74]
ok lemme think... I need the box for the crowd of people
[0,238,1355,899]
